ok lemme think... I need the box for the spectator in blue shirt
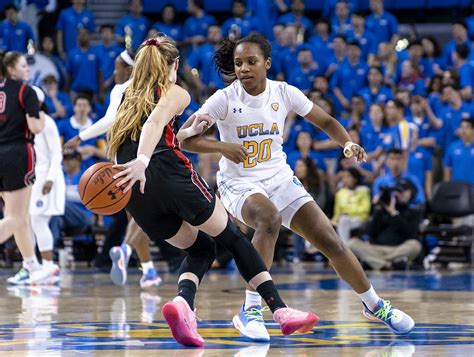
[466,6,474,39]
[421,36,445,76]
[365,0,399,47]
[442,21,471,69]
[347,11,377,63]
[247,0,288,39]
[397,60,426,96]
[183,0,216,48]
[222,0,258,40]
[39,35,68,90]
[408,95,443,153]
[0,4,35,52]
[56,0,95,60]
[452,43,473,101]
[287,131,324,171]
[440,84,472,149]
[42,74,73,121]
[308,18,333,69]
[383,99,418,158]
[269,23,286,78]
[361,103,389,163]
[323,0,359,18]
[358,66,393,107]
[152,4,183,43]
[287,47,324,94]
[185,25,225,93]
[57,94,107,170]
[277,24,300,80]
[444,118,474,185]
[372,148,425,206]
[408,147,433,201]
[278,0,313,36]
[325,34,347,77]
[93,24,122,90]
[116,0,150,50]
[66,28,104,97]
[331,1,352,36]
[331,40,368,113]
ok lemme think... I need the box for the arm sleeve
[23,85,40,117]
[194,89,228,122]
[285,84,314,117]
[79,86,124,140]
[44,118,63,182]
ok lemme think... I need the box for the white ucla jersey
[199,79,313,182]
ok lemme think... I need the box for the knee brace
[179,231,217,283]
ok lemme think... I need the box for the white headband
[119,50,134,66]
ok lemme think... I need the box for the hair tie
[144,38,160,48]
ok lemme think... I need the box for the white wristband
[181,126,199,140]
[136,154,150,168]
[343,141,356,158]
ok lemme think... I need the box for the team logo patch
[36,200,43,208]
[271,103,279,112]
[233,108,242,113]
[293,177,303,187]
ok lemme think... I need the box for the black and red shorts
[0,141,36,192]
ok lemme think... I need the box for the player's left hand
[343,141,367,164]
[113,159,147,194]
[42,180,54,195]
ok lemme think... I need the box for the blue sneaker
[7,267,30,285]
[363,299,415,334]
[139,267,162,289]
[109,243,130,286]
[232,304,270,342]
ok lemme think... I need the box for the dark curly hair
[213,32,271,83]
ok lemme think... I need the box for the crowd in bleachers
[0,0,473,270]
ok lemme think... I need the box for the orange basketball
[79,162,131,215]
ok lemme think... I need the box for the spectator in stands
[152,4,183,43]
[326,34,347,77]
[466,4,474,39]
[269,23,285,78]
[440,84,472,148]
[348,11,377,64]
[398,60,425,96]
[331,40,368,113]
[94,24,122,90]
[421,36,444,77]
[349,178,423,270]
[287,47,324,94]
[57,94,107,170]
[40,35,68,89]
[331,0,352,36]
[372,148,425,206]
[278,0,312,35]
[408,146,433,201]
[183,0,216,48]
[222,0,257,40]
[452,44,473,101]
[323,0,359,18]
[277,24,300,80]
[116,0,149,50]
[56,0,95,60]
[287,131,324,171]
[0,4,35,53]
[408,95,442,153]
[247,0,288,38]
[443,118,474,185]
[358,66,393,107]
[42,75,72,121]
[49,149,94,250]
[332,167,371,243]
[66,28,104,98]
[361,103,388,164]
[375,41,398,84]
[427,74,444,115]
[308,18,332,66]
[347,95,369,128]
[185,25,225,94]
[443,21,471,69]
[366,0,399,47]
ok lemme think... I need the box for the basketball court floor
[0,263,472,356]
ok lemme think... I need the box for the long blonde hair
[107,35,179,159]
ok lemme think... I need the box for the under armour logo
[107,190,117,200]
[233,108,242,113]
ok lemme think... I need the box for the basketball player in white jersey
[65,50,162,289]
[178,33,415,340]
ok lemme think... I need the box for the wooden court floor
[0,263,472,356]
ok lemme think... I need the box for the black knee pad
[178,231,217,283]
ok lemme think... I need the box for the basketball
[78,162,131,215]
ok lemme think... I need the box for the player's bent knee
[254,210,282,236]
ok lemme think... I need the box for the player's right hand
[192,113,213,134]
[220,142,248,164]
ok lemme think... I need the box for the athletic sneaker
[232,305,270,342]
[162,296,204,347]
[7,267,30,285]
[29,264,60,285]
[273,307,319,335]
[109,243,130,286]
[140,267,162,289]
[362,299,415,334]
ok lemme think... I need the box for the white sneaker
[29,264,60,285]
[7,267,30,285]
[232,304,270,342]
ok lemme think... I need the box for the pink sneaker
[162,296,204,347]
[273,307,319,335]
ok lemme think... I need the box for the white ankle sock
[357,285,381,311]
[23,255,41,273]
[244,290,262,310]
[141,261,154,273]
